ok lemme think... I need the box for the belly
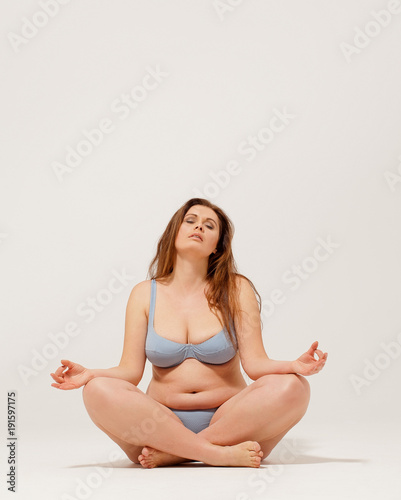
[146,355,248,409]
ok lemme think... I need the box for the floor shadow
[66,459,207,469]
[262,455,369,465]
[66,436,370,469]
[67,460,141,469]
[263,437,370,465]
[67,454,368,469]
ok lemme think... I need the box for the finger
[310,360,324,371]
[55,366,67,376]
[314,349,324,359]
[316,350,328,362]
[51,383,60,388]
[306,369,317,376]
[57,383,76,390]
[306,344,315,356]
[50,373,64,383]
[60,359,73,368]
[309,341,318,353]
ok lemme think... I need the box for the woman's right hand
[50,359,94,390]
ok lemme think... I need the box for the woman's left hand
[291,341,328,376]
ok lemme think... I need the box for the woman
[50,197,327,469]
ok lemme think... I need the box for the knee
[82,377,120,407]
[256,373,310,408]
[83,376,109,393]
[282,374,310,408]
[82,377,139,405]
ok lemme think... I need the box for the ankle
[200,442,225,466]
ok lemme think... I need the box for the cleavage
[155,284,222,344]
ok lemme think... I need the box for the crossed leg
[139,373,310,467]
[82,373,310,468]
[82,377,264,468]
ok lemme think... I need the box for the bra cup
[145,279,237,368]
[146,327,237,368]
[192,329,236,362]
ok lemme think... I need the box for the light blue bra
[145,279,237,368]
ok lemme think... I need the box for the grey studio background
[1,1,401,499]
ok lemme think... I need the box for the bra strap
[149,279,156,325]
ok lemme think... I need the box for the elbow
[241,355,270,381]
[127,372,142,386]
[118,364,143,386]
[244,371,261,381]
[241,362,258,381]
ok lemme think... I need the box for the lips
[189,233,203,241]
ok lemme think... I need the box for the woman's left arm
[235,277,328,380]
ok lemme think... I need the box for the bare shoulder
[234,275,260,320]
[126,279,152,310]
[235,274,255,297]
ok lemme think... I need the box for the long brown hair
[146,198,262,350]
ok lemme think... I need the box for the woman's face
[175,205,220,257]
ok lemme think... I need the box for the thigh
[83,377,186,424]
[209,374,300,426]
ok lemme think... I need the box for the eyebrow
[185,213,218,226]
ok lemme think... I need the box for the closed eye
[186,220,214,230]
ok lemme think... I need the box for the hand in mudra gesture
[291,341,328,376]
[50,359,93,390]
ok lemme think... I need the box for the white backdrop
[1,0,401,497]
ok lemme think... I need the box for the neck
[166,252,209,293]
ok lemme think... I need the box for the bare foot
[212,441,263,468]
[138,447,193,469]
[138,441,263,469]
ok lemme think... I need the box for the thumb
[60,359,73,368]
[308,341,318,353]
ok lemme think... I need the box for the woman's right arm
[50,281,149,390]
